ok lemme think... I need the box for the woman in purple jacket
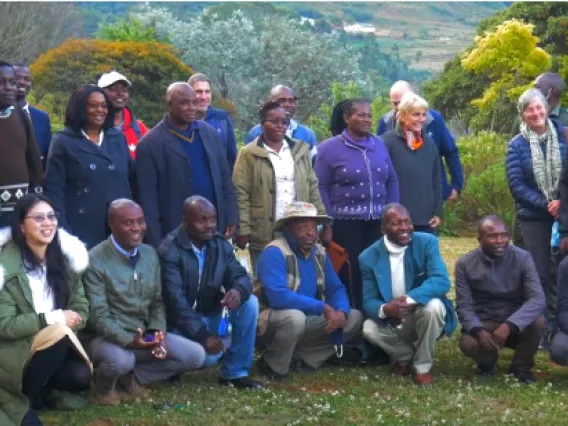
[315,99,399,310]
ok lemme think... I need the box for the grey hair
[270,84,295,98]
[380,203,408,224]
[188,72,212,87]
[517,88,548,115]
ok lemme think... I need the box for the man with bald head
[455,215,545,383]
[136,82,238,247]
[377,80,463,202]
[83,199,205,405]
[245,85,318,157]
[158,196,262,389]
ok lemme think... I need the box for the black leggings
[22,337,91,410]
[332,219,382,311]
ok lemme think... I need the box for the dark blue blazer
[136,119,238,248]
[28,106,52,164]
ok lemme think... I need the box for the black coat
[157,226,252,343]
[136,119,238,247]
[44,127,133,249]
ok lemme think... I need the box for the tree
[95,17,161,42]
[0,3,79,64]
[415,51,423,63]
[461,19,550,130]
[136,8,363,130]
[30,39,193,126]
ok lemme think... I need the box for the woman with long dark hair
[315,98,399,310]
[0,194,91,425]
[44,84,133,249]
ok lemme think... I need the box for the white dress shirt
[265,139,296,221]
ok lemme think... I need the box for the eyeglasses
[263,119,290,127]
[25,211,60,224]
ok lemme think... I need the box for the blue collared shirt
[111,235,138,258]
[191,243,207,282]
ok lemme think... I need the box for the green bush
[440,131,514,236]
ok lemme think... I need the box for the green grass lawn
[44,238,568,426]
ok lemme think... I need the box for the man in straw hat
[255,201,364,381]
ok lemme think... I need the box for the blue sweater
[172,123,216,206]
[204,107,238,171]
[377,108,463,200]
[257,245,351,316]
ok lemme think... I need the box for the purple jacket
[315,131,399,220]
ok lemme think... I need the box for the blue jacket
[377,108,464,200]
[245,121,318,148]
[506,119,566,222]
[29,105,52,166]
[136,119,238,248]
[257,237,351,316]
[44,127,133,249]
[359,233,457,336]
[204,107,238,171]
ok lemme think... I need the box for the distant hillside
[74,2,509,73]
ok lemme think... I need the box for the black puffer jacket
[157,225,252,343]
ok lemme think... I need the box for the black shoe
[290,358,317,374]
[219,376,263,390]
[255,357,289,381]
[22,409,43,426]
[476,364,495,377]
[509,368,535,384]
[168,373,183,386]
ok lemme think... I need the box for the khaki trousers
[256,309,364,375]
[362,298,446,374]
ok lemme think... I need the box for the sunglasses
[25,211,60,224]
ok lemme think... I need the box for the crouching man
[456,216,545,384]
[255,202,364,380]
[360,203,456,386]
[158,196,262,389]
[83,200,205,405]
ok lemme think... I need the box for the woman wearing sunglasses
[233,100,326,275]
[0,193,91,425]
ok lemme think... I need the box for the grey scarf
[521,119,562,201]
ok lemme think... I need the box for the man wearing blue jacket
[13,63,52,167]
[255,202,363,380]
[188,73,238,170]
[377,81,464,202]
[360,203,456,386]
[245,85,318,159]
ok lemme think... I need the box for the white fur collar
[0,227,89,290]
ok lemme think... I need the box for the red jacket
[122,107,148,159]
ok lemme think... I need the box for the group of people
[2,56,568,426]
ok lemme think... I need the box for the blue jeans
[199,295,258,379]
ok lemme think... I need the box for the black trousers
[22,337,91,423]
[332,219,382,311]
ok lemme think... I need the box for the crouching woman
[0,194,92,426]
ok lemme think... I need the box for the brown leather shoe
[118,373,150,399]
[414,372,433,386]
[392,362,411,377]
[93,388,121,406]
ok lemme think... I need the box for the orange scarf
[405,130,423,151]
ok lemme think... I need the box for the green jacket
[83,238,166,347]
[0,228,90,426]
[233,136,326,251]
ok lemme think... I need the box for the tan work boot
[117,373,150,399]
[92,387,121,406]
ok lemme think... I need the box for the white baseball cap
[97,71,131,89]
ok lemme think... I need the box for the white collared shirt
[22,102,29,114]
[81,129,104,147]
[264,139,296,221]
